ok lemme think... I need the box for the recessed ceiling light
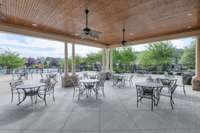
[187,26,192,29]
[32,23,37,27]
[187,13,192,16]
[74,33,79,36]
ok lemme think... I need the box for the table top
[113,74,127,77]
[17,82,45,89]
[136,81,163,88]
[158,76,177,80]
[79,79,99,83]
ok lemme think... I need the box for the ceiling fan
[121,28,127,46]
[81,8,102,39]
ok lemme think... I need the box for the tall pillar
[192,37,200,91]
[109,48,113,72]
[102,48,106,71]
[72,43,76,75]
[102,48,112,72]
[64,42,68,77]
[196,37,200,79]
[105,48,110,72]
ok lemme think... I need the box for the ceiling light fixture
[32,23,37,27]
[187,26,192,29]
[187,13,192,16]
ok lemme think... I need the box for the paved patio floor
[0,74,200,133]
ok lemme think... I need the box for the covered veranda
[0,0,200,90]
[0,0,200,133]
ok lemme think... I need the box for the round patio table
[16,82,46,105]
[135,81,163,89]
[135,81,163,111]
[79,79,99,98]
[79,79,99,83]
[112,74,126,87]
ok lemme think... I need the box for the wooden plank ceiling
[0,0,199,46]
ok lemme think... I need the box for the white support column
[105,48,110,72]
[102,48,112,72]
[72,43,76,75]
[196,37,200,79]
[109,48,113,72]
[102,48,106,71]
[64,42,68,77]
[192,36,200,91]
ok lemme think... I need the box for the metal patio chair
[159,79,177,109]
[9,80,24,103]
[38,79,57,105]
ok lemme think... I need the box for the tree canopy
[113,47,136,64]
[138,41,175,70]
[0,51,25,69]
[180,41,196,69]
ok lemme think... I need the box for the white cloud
[0,32,101,58]
[0,32,195,57]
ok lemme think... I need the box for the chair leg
[73,88,75,98]
[44,95,47,106]
[35,95,37,104]
[101,86,105,96]
[11,91,14,103]
[52,91,55,102]
[183,85,186,95]
[170,97,174,110]
[18,93,21,103]
[30,96,33,104]
[136,92,139,108]
[151,95,154,111]
[78,91,81,101]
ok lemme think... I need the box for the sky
[0,32,196,58]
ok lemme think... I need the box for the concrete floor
[0,74,200,133]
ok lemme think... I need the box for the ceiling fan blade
[89,29,102,39]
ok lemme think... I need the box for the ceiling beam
[0,23,107,48]
[109,29,200,48]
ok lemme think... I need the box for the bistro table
[135,81,163,111]
[79,79,99,98]
[112,74,126,87]
[16,82,46,105]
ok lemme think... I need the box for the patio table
[112,74,126,87]
[16,82,46,105]
[135,81,163,88]
[135,81,163,111]
[79,79,99,98]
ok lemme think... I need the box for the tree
[49,58,59,67]
[138,41,175,71]
[120,47,137,65]
[0,51,25,73]
[85,52,102,65]
[112,47,137,72]
[26,57,36,67]
[180,41,196,69]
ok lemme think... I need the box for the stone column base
[61,75,78,88]
[192,77,200,91]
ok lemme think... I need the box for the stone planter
[61,75,78,88]
[192,77,200,91]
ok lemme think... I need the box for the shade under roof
[0,0,199,47]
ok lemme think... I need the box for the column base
[61,75,78,88]
[192,77,200,91]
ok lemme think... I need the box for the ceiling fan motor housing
[83,27,90,35]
